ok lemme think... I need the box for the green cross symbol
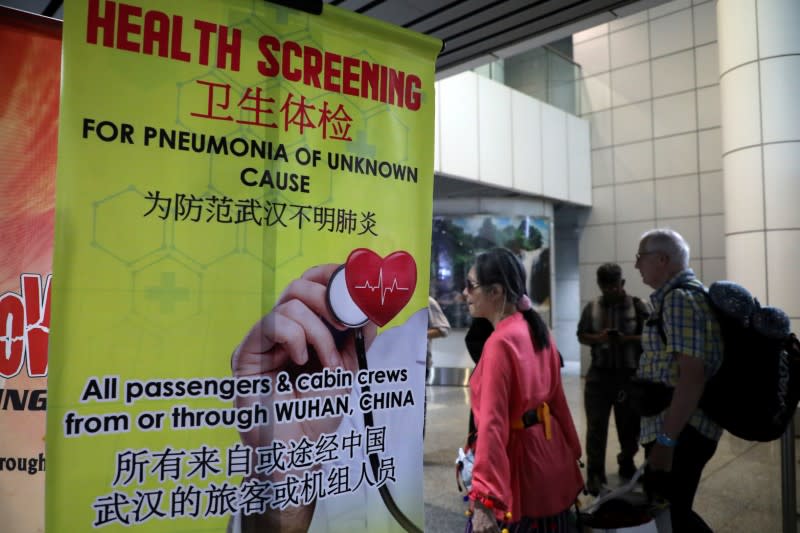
[146,272,190,313]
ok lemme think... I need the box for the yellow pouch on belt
[510,402,551,440]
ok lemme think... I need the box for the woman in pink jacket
[463,247,584,533]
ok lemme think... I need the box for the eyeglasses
[635,251,659,262]
[464,278,481,292]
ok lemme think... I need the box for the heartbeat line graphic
[354,269,409,305]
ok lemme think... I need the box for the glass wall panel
[476,43,581,115]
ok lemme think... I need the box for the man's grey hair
[640,228,690,269]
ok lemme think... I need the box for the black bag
[646,281,800,442]
[626,378,674,417]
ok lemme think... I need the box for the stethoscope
[326,264,422,533]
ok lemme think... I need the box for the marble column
[717,0,800,329]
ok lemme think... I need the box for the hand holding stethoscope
[231,263,378,460]
[232,260,420,533]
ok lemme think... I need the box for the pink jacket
[469,313,584,519]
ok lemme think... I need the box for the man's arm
[578,331,610,345]
[648,291,707,471]
[577,302,608,345]
[663,354,706,437]
[618,330,642,344]
[647,353,705,471]
[427,298,451,339]
[427,327,447,340]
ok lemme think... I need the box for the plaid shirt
[577,294,650,369]
[638,269,724,443]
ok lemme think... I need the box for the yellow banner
[47,1,440,531]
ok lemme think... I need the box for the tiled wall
[573,0,725,366]
[435,71,592,206]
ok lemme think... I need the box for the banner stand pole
[780,419,797,533]
[265,0,323,15]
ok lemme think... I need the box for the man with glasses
[577,263,650,495]
[634,228,722,533]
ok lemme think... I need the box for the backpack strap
[647,283,708,345]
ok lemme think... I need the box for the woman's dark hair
[474,247,550,350]
[465,317,493,364]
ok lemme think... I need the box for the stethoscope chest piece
[327,264,369,328]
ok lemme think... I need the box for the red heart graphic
[344,248,417,327]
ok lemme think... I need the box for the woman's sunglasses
[464,278,481,292]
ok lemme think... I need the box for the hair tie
[516,294,532,312]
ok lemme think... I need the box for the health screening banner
[46,1,441,532]
[0,8,60,533]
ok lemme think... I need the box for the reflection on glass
[474,44,582,116]
[431,215,551,329]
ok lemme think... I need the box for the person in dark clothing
[577,263,650,495]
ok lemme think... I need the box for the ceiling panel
[437,0,634,68]
[323,0,666,73]
[5,0,667,74]
[347,0,432,26]
[410,0,575,37]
